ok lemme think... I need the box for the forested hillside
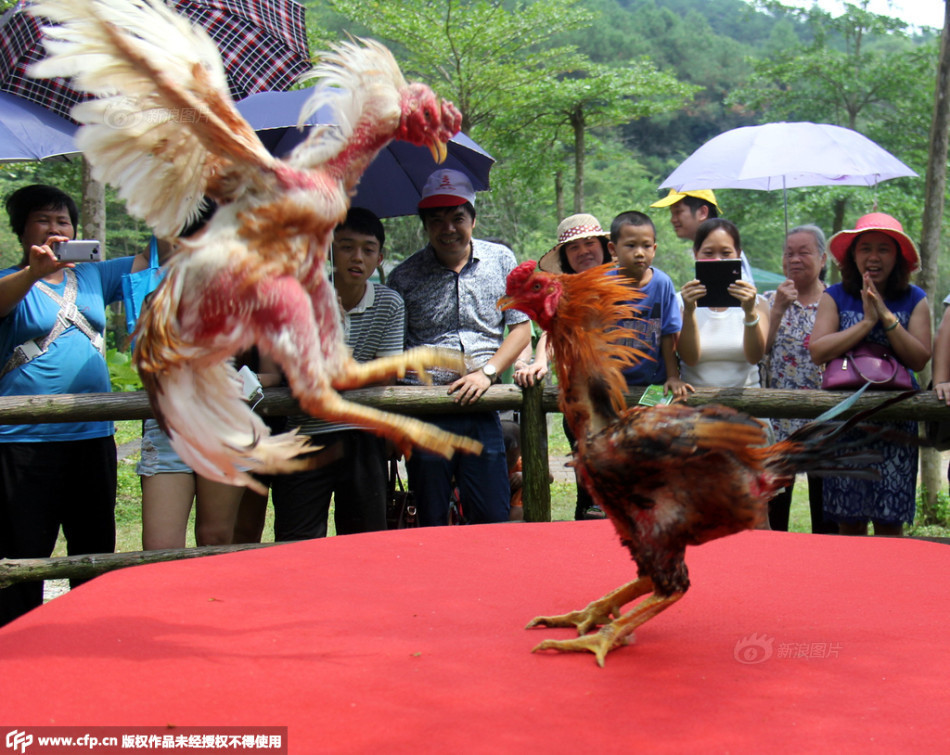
[1,0,944,294]
[301,0,943,290]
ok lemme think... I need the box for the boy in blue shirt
[609,211,692,399]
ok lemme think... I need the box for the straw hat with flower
[538,213,612,274]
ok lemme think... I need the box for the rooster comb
[506,260,540,293]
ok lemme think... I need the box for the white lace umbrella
[660,122,917,231]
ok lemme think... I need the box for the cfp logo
[733,633,774,664]
[5,731,33,754]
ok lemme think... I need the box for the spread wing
[283,38,405,172]
[29,0,281,237]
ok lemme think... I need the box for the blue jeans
[406,413,509,526]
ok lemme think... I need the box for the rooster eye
[532,282,542,291]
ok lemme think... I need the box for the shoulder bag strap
[0,270,104,379]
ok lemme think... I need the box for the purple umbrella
[237,86,495,218]
[0,89,77,162]
[0,0,310,121]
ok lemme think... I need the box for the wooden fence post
[520,382,551,522]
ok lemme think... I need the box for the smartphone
[695,259,742,308]
[52,240,101,262]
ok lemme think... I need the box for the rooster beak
[496,295,514,311]
[429,139,448,164]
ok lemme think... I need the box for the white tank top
[679,303,762,388]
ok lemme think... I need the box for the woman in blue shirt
[0,184,134,625]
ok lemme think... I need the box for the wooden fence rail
[1,385,948,586]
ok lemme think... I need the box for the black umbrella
[0,0,310,121]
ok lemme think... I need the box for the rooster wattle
[500,260,911,666]
[29,0,482,491]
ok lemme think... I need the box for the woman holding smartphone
[0,184,134,626]
[677,218,769,388]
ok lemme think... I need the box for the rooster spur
[29,0,483,491]
[501,260,914,666]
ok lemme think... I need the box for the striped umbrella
[0,0,310,121]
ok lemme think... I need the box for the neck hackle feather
[506,260,650,438]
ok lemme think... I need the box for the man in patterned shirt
[270,208,404,539]
[387,169,531,526]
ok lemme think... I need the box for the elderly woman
[763,225,836,533]
[0,185,134,625]
[809,213,931,537]
[514,213,613,520]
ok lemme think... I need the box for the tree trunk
[917,1,950,521]
[571,108,585,213]
[555,170,564,223]
[828,196,849,284]
[81,158,106,251]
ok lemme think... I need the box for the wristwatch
[481,363,498,383]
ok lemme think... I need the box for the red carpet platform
[1,523,948,752]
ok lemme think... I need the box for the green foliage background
[1,0,947,337]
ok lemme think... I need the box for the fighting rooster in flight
[500,261,907,666]
[29,0,482,490]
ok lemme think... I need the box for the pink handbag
[820,341,914,391]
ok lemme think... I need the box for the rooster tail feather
[146,362,312,494]
[764,391,917,482]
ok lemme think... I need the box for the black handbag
[386,459,419,529]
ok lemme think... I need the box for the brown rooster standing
[500,260,907,666]
[29,0,482,490]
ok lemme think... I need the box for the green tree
[323,0,696,245]
[326,0,592,134]
[730,0,935,235]
[525,61,697,213]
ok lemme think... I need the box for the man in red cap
[387,169,531,526]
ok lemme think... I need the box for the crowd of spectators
[0,177,942,627]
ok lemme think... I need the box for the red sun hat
[828,212,920,272]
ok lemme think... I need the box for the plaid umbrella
[0,0,310,121]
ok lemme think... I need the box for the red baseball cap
[418,169,476,209]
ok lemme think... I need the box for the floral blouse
[762,287,825,441]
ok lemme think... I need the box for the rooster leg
[250,277,482,460]
[331,347,467,390]
[532,591,685,667]
[301,390,483,459]
[525,577,653,635]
